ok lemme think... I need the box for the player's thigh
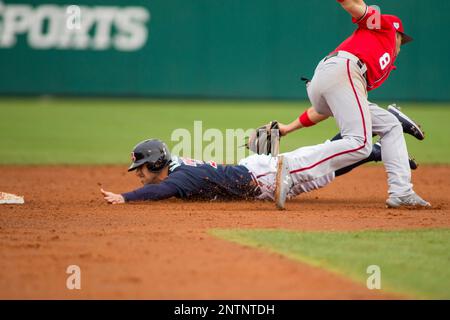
[307,81,332,116]
[307,60,334,116]
[323,79,372,138]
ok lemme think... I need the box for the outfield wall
[0,0,449,101]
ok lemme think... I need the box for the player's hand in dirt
[101,188,125,204]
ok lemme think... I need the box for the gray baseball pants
[288,51,413,197]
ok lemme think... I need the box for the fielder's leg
[369,103,412,196]
[332,134,418,177]
[330,132,379,177]
[369,103,430,207]
[331,103,425,141]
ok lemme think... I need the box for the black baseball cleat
[409,157,419,170]
[373,142,418,170]
[388,104,425,141]
[372,142,382,162]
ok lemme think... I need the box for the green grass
[211,228,450,299]
[0,98,449,164]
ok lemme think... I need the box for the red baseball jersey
[334,6,399,91]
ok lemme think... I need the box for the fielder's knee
[392,120,403,134]
[361,139,373,158]
[377,112,402,138]
[343,136,372,159]
[384,119,403,139]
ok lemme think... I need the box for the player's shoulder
[168,156,211,175]
[168,156,183,173]
[165,159,191,183]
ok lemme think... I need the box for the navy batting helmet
[128,139,171,172]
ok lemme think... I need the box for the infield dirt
[0,165,448,299]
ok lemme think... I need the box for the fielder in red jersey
[272,0,430,209]
[335,5,413,91]
[278,2,415,135]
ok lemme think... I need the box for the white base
[0,192,25,205]
[0,199,24,204]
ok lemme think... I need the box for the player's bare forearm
[279,107,329,136]
[337,0,367,20]
[279,119,302,136]
[305,107,329,125]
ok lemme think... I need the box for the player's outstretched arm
[279,107,329,136]
[337,0,367,20]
